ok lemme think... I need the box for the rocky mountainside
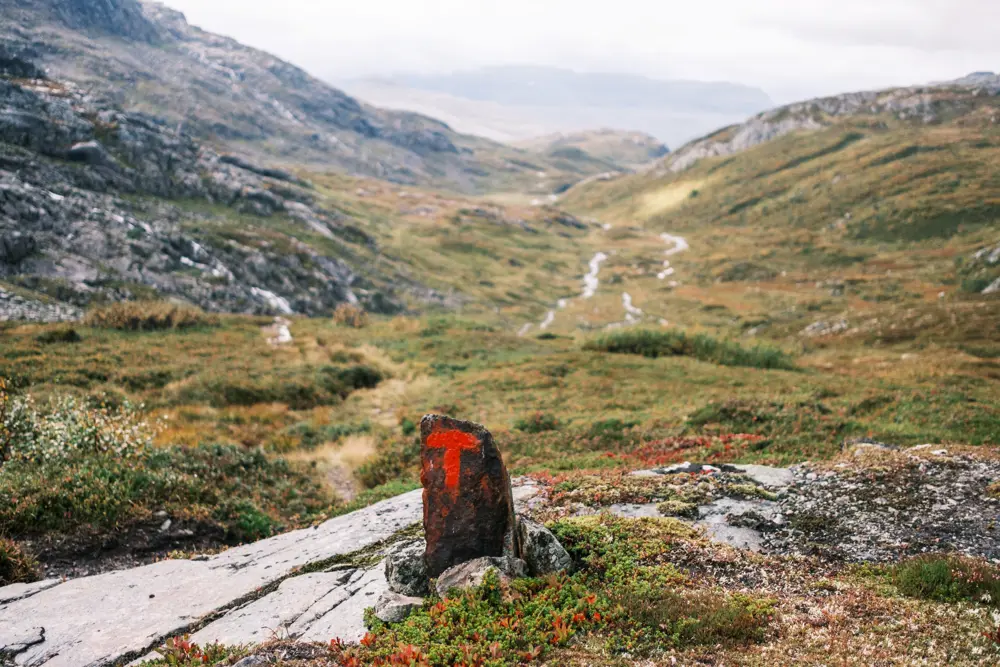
[0,70,415,316]
[0,0,614,194]
[658,72,1000,174]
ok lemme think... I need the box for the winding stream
[521,233,688,334]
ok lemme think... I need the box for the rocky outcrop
[516,517,572,576]
[435,556,527,599]
[657,74,1000,174]
[24,0,162,42]
[2,442,994,665]
[384,541,429,598]
[0,73,417,316]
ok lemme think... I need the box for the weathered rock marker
[377,414,571,620]
[420,414,521,578]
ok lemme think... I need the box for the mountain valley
[1,2,999,666]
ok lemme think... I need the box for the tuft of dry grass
[332,303,369,329]
[84,301,219,331]
[0,537,39,586]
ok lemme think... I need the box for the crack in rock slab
[293,567,389,644]
[185,570,358,647]
[0,489,424,667]
[0,627,44,658]
[0,581,60,605]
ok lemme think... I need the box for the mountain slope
[0,58,600,317]
[551,77,999,348]
[516,129,669,172]
[655,73,1000,174]
[0,0,616,194]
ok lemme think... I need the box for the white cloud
[157,0,998,103]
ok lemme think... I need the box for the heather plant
[333,303,370,328]
[322,515,775,666]
[891,555,1000,606]
[584,329,796,370]
[0,537,39,586]
[0,385,336,542]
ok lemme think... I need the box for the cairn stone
[420,414,520,578]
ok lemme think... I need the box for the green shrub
[585,329,796,370]
[0,538,39,586]
[355,436,421,489]
[514,412,560,433]
[281,420,372,450]
[891,555,1000,605]
[35,327,82,344]
[84,301,219,331]
[961,277,995,294]
[339,515,774,666]
[213,499,277,543]
[174,364,384,409]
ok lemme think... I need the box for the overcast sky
[160,0,998,103]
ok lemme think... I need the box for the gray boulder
[435,556,526,599]
[232,656,268,667]
[67,140,113,166]
[373,591,424,624]
[516,517,572,576]
[385,540,429,597]
[0,233,37,265]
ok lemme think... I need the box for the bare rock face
[385,540,429,597]
[434,556,526,599]
[420,415,520,578]
[516,517,572,576]
[373,591,424,624]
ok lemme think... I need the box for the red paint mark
[427,429,479,490]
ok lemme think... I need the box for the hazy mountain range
[338,66,773,146]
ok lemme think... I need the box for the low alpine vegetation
[333,303,370,329]
[584,329,796,370]
[0,385,338,555]
[0,537,39,587]
[889,554,1000,606]
[323,515,774,666]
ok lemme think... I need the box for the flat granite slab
[0,481,542,667]
[0,489,424,667]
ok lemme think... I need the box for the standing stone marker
[420,414,519,577]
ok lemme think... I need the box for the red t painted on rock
[426,429,479,491]
[420,414,520,578]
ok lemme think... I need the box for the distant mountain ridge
[374,66,772,115]
[340,66,772,149]
[516,130,669,171]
